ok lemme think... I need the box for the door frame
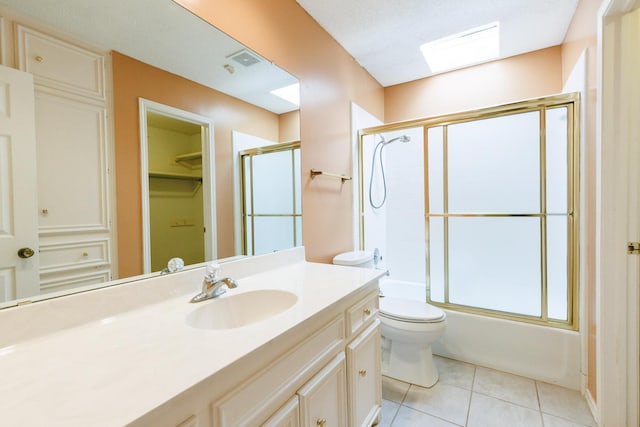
[597,0,640,425]
[138,98,216,274]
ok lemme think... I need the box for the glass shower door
[241,143,301,255]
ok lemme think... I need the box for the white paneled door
[0,65,39,302]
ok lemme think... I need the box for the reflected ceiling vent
[227,49,262,67]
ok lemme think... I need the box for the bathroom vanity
[0,248,383,426]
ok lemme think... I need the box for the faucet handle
[205,262,221,279]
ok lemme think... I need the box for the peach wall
[173,0,384,263]
[561,0,601,402]
[384,46,563,122]
[279,110,300,142]
[112,51,280,278]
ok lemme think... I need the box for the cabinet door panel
[298,353,347,427]
[347,320,381,427]
[17,24,105,99]
[34,91,109,234]
[262,396,299,427]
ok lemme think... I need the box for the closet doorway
[138,99,216,273]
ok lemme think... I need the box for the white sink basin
[186,289,298,330]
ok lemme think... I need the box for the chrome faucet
[189,263,238,303]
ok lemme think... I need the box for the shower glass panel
[253,217,295,255]
[294,149,302,216]
[546,106,570,321]
[253,151,294,214]
[428,216,445,302]
[546,107,569,214]
[447,112,540,214]
[427,127,444,213]
[448,217,542,316]
[547,215,568,320]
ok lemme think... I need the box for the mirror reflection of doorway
[139,99,216,273]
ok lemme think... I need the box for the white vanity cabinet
[14,23,113,293]
[132,287,381,427]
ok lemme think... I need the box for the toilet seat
[379,297,446,323]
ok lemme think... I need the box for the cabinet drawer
[298,353,348,427]
[40,269,110,295]
[213,316,345,426]
[16,24,105,99]
[39,239,109,273]
[346,291,378,337]
[347,320,382,427]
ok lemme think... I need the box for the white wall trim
[562,49,589,396]
[138,98,216,274]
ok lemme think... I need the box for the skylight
[270,83,300,106]
[420,22,500,74]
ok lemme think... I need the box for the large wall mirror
[0,0,300,308]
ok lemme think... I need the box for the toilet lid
[379,297,446,323]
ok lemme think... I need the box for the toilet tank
[332,250,374,268]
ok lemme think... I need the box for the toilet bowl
[379,296,446,388]
[332,251,447,388]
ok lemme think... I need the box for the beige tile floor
[379,356,597,427]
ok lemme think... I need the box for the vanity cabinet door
[347,319,382,427]
[298,353,347,427]
[262,396,299,427]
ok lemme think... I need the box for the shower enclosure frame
[357,92,580,330]
[239,140,301,256]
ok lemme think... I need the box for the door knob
[17,247,35,259]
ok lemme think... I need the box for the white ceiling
[296,0,579,87]
[0,0,299,114]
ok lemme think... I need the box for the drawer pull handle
[82,252,89,257]
[363,308,371,316]
[359,369,367,377]
[35,55,44,63]
[41,208,49,215]
[316,419,327,426]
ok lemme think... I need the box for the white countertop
[0,249,382,426]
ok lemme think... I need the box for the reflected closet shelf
[148,171,202,182]
[174,151,202,169]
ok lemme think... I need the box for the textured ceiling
[296,0,579,87]
[0,0,299,114]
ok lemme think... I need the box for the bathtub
[379,278,582,390]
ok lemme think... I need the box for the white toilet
[332,251,447,388]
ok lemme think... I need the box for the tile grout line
[388,380,410,427]
[387,401,400,427]
[464,365,478,426]
[535,380,546,427]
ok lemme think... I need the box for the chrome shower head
[382,135,411,145]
